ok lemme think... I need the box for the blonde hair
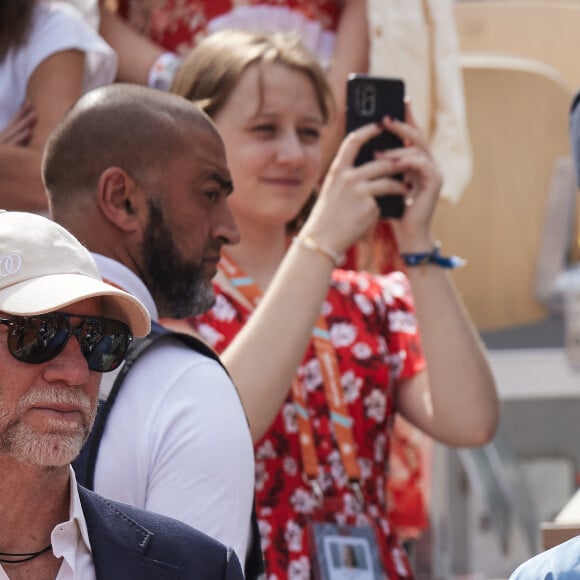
[171,29,333,123]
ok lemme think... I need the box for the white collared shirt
[0,468,95,580]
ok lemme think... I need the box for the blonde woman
[166,30,497,579]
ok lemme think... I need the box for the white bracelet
[292,234,341,267]
[148,52,183,91]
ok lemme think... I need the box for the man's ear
[97,167,145,233]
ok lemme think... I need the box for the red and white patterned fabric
[191,267,426,579]
[116,0,341,57]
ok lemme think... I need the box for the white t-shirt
[61,0,100,30]
[0,1,116,129]
[91,254,255,568]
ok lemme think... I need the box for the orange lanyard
[218,253,362,488]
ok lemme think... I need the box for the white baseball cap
[0,211,150,337]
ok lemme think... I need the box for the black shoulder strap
[72,321,264,579]
[73,323,216,489]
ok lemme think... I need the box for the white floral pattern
[211,292,238,322]
[282,403,298,433]
[364,389,387,423]
[289,488,318,514]
[287,556,310,580]
[341,369,363,403]
[193,268,425,579]
[255,461,269,491]
[118,0,341,57]
[195,322,223,348]
[284,520,303,552]
[297,359,322,392]
[388,310,418,335]
[329,322,357,348]
[354,292,374,315]
[351,341,372,360]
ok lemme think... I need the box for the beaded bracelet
[292,234,342,267]
[400,243,466,269]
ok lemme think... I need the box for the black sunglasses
[0,313,133,372]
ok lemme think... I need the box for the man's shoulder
[130,328,232,388]
[510,536,580,578]
[78,486,243,578]
[110,321,222,384]
[79,484,222,543]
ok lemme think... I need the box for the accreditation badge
[309,522,386,580]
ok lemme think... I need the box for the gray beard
[0,387,96,468]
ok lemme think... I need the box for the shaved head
[43,83,237,319]
[43,83,220,215]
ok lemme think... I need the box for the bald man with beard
[42,84,259,575]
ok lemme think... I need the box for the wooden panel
[433,55,572,330]
[541,489,580,549]
[455,0,580,90]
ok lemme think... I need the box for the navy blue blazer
[78,486,244,579]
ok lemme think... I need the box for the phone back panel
[346,75,405,166]
[346,75,406,218]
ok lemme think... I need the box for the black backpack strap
[72,321,265,579]
[73,330,168,489]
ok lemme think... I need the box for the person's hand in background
[0,101,37,146]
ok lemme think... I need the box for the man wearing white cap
[0,211,243,579]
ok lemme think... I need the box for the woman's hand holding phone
[377,103,443,253]
[300,121,408,257]
[300,100,442,261]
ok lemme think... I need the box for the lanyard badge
[310,523,386,580]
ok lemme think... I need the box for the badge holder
[304,475,386,580]
[310,522,385,580]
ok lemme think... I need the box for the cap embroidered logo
[0,253,22,278]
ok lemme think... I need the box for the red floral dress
[116,0,341,56]
[191,268,425,579]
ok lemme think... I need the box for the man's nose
[214,199,241,246]
[42,335,90,386]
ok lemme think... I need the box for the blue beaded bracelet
[400,243,466,269]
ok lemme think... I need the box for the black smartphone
[346,74,406,219]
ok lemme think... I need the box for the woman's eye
[299,128,321,142]
[252,124,276,135]
[205,190,219,202]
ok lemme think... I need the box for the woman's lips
[262,177,303,187]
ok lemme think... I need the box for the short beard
[141,199,216,318]
[0,388,95,468]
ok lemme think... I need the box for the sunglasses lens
[78,318,132,372]
[7,316,68,364]
[5,314,132,372]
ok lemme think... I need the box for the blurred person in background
[0,0,116,212]
[98,0,367,172]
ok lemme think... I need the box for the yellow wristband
[292,235,341,267]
